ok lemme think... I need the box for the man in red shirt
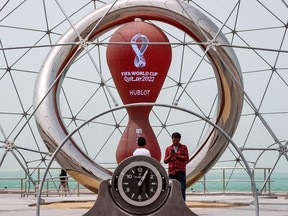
[164,132,189,200]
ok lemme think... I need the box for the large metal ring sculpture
[33,0,243,192]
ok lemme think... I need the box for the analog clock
[111,155,169,214]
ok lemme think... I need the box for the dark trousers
[169,171,186,200]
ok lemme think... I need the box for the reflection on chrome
[33,0,243,192]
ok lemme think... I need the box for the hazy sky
[0,0,288,184]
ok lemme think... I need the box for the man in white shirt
[133,137,151,156]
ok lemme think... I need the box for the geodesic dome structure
[0,0,287,194]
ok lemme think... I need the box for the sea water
[0,170,79,190]
[1,169,287,192]
[190,171,288,192]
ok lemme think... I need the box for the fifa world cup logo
[131,34,148,68]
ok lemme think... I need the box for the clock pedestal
[84,179,198,216]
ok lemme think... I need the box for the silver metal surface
[33,0,243,192]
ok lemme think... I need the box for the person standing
[133,136,151,156]
[164,132,189,200]
[59,169,68,196]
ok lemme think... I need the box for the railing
[0,167,281,197]
[0,177,26,194]
[191,167,273,196]
[21,167,88,197]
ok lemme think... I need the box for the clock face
[111,155,169,214]
[117,161,163,206]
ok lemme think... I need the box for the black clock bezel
[111,155,169,215]
[117,161,163,206]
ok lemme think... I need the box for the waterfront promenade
[1,192,287,216]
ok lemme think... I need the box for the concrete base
[84,179,197,216]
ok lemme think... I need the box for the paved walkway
[0,193,287,216]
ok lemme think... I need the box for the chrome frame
[33,0,243,192]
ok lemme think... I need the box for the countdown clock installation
[111,155,169,214]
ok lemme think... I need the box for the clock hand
[138,169,149,186]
